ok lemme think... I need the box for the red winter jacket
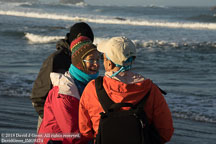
[35,72,89,144]
[79,71,174,143]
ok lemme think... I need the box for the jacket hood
[102,71,153,104]
[56,37,71,55]
[50,72,80,100]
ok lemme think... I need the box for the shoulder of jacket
[56,39,69,50]
[50,72,80,100]
[41,50,62,66]
[150,81,167,95]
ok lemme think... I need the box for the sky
[85,0,216,7]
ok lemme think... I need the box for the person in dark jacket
[30,22,94,131]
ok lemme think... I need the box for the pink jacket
[36,72,89,144]
[79,71,174,143]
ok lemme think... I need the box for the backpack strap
[158,87,167,95]
[95,76,115,113]
[95,76,164,112]
[154,83,167,95]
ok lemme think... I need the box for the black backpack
[95,76,162,144]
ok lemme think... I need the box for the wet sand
[0,96,215,144]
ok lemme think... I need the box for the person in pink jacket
[35,36,100,144]
[79,37,174,143]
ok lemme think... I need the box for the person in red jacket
[79,36,174,143]
[35,36,100,144]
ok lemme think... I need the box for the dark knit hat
[70,36,97,72]
[68,22,94,45]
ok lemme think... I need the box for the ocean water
[0,0,216,143]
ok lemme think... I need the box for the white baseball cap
[97,36,136,66]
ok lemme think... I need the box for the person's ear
[109,61,115,69]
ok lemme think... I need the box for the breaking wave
[1,10,216,30]
[24,33,216,52]
[25,33,64,43]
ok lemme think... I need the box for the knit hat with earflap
[70,36,97,72]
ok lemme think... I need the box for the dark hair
[68,22,94,45]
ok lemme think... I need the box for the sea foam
[1,10,216,30]
[24,33,216,51]
[25,33,64,43]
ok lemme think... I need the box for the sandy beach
[0,96,215,144]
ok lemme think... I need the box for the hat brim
[97,40,108,54]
